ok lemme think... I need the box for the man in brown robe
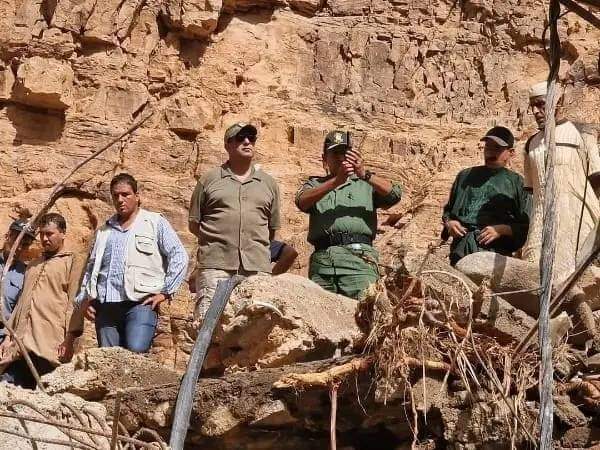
[0,213,85,389]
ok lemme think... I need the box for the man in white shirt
[523,80,600,351]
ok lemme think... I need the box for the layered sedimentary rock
[0,0,597,260]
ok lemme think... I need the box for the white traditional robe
[522,121,600,282]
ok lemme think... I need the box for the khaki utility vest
[86,209,166,301]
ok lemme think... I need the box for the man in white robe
[522,80,600,351]
[522,81,600,282]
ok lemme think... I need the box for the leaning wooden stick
[0,111,154,389]
[330,382,339,450]
[110,390,123,450]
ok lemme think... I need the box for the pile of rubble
[360,250,600,447]
[0,379,168,449]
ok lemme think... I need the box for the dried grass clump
[358,267,544,444]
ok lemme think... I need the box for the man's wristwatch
[362,170,374,182]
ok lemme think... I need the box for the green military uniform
[442,166,530,266]
[296,176,402,299]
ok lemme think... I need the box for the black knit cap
[9,219,35,238]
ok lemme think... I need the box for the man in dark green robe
[442,126,530,266]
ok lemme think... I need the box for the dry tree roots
[356,264,542,445]
[561,379,600,410]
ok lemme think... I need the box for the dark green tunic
[442,166,530,265]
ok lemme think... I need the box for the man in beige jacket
[0,213,84,389]
[522,81,600,351]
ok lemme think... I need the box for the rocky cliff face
[0,0,599,357]
[1,3,600,447]
[1,0,599,248]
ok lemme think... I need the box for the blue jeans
[95,301,157,353]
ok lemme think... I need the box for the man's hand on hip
[142,293,168,310]
[81,298,96,321]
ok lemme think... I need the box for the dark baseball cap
[481,126,514,148]
[9,219,35,238]
[324,130,350,152]
[224,122,257,140]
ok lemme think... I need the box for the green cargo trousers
[308,244,380,299]
[310,270,378,299]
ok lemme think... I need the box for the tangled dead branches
[561,379,600,411]
[358,266,545,445]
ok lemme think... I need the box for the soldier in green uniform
[295,131,402,299]
[442,126,530,266]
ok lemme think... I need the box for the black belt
[313,233,373,251]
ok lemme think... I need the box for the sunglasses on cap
[231,134,257,144]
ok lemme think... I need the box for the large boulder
[402,250,536,342]
[456,251,600,317]
[207,273,362,369]
[12,56,74,110]
[456,251,540,317]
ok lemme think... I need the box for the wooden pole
[538,1,561,447]
[574,0,600,9]
[110,390,123,450]
[330,383,339,450]
[559,0,600,27]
